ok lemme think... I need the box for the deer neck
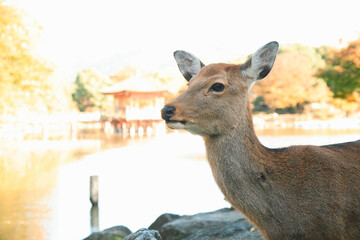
[204,104,267,170]
[203,104,272,216]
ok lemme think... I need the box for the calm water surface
[0,129,359,240]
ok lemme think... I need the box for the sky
[14,0,360,79]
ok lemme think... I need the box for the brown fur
[163,44,360,240]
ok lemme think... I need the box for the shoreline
[253,114,360,130]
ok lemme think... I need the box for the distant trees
[251,44,333,114]
[0,0,54,115]
[2,0,357,118]
[72,69,113,112]
[318,39,360,99]
[248,41,360,116]
[112,66,137,82]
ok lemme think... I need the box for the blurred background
[0,0,359,239]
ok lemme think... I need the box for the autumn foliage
[0,1,359,118]
[0,1,55,116]
[318,39,360,114]
[250,43,360,116]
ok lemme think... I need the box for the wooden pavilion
[100,75,169,136]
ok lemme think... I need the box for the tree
[112,66,137,82]
[318,39,360,99]
[251,45,333,113]
[71,76,94,112]
[0,0,53,115]
[72,69,113,112]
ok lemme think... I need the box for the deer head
[161,41,279,137]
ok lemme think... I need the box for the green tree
[71,76,94,112]
[0,0,53,115]
[318,39,360,99]
[72,69,113,112]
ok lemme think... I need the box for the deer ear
[241,41,279,83]
[174,50,205,81]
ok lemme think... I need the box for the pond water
[0,129,359,240]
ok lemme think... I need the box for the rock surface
[83,208,263,240]
[124,228,162,240]
[83,225,132,240]
[149,208,263,240]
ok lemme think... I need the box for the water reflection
[90,175,99,233]
[0,146,59,240]
[90,205,99,233]
[0,129,359,240]
[0,131,150,240]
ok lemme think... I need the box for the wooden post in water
[90,176,99,205]
[90,176,99,232]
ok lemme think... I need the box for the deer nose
[161,106,176,121]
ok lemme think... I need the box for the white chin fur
[166,121,186,129]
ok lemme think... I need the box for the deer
[161,42,360,240]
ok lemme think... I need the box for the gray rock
[149,208,263,240]
[83,225,132,240]
[148,213,181,230]
[124,228,162,240]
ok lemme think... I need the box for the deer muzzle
[161,106,187,129]
[161,106,176,121]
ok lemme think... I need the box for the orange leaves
[334,65,344,73]
[252,49,332,111]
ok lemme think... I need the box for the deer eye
[209,83,225,92]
